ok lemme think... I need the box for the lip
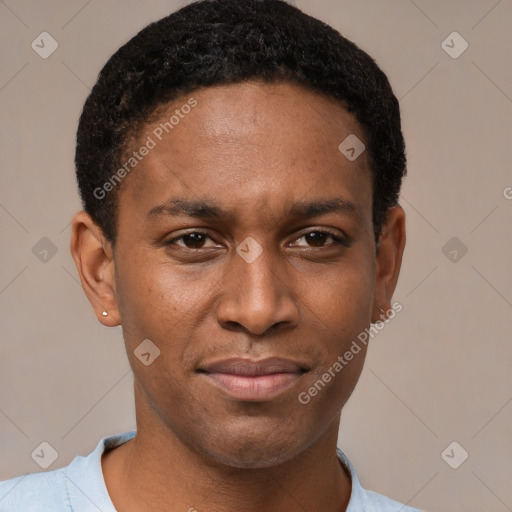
[198,357,308,401]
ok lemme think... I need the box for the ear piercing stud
[102,311,108,317]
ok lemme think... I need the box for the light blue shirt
[0,430,423,511]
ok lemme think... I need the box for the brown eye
[292,229,347,248]
[181,233,207,248]
[167,232,218,249]
[304,231,331,247]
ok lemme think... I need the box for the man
[0,0,419,510]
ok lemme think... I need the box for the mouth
[197,357,309,401]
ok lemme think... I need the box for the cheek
[298,286,370,416]
[302,347,367,424]
[297,256,374,406]
[308,259,375,337]
[115,251,204,334]
[114,252,223,390]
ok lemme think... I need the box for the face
[73,81,405,469]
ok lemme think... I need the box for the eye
[167,231,219,249]
[291,229,349,248]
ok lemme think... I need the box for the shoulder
[0,431,136,512]
[361,488,424,511]
[0,467,70,512]
[336,448,424,512]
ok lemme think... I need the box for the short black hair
[75,0,406,244]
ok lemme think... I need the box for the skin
[70,81,406,512]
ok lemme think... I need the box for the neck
[102,410,351,512]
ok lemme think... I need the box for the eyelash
[166,228,350,249]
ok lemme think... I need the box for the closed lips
[198,357,309,401]
[198,357,308,376]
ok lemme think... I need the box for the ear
[371,205,406,323]
[70,211,120,327]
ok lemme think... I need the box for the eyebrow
[147,199,223,219]
[288,198,358,219]
[147,197,359,220]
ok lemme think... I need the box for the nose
[216,247,299,336]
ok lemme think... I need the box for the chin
[203,441,297,469]
[189,416,313,469]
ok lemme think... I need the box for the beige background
[1,1,511,510]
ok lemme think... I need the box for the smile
[198,357,308,401]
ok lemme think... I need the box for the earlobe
[69,211,121,326]
[371,205,406,323]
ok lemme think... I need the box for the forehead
[155,81,364,146]
[117,81,372,224]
